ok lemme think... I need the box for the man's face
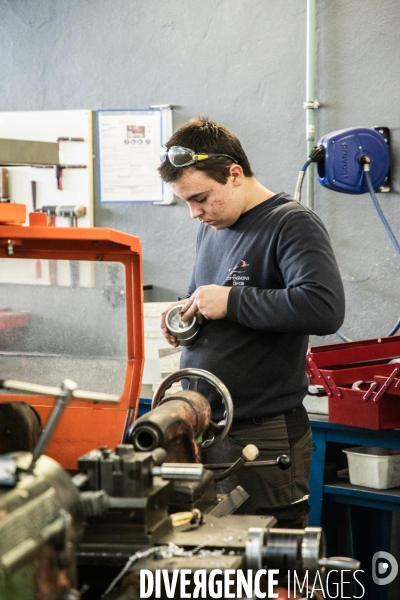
[169,168,243,230]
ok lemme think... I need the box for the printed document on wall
[98,109,163,202]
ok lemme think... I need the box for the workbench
[309,414,400,599]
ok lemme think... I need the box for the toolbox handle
[362,367,400,403]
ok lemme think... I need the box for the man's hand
[181,285,231,322]
[160,301,182,347]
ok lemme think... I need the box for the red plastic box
[306,336,400,430]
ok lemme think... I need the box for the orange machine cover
[0,212,144,468]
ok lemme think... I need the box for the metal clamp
[303,100,321,109]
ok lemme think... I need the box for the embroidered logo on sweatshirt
[226,260,250,286]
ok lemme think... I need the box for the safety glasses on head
[160,145,239,168]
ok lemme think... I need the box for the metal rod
[0,378,120,403]
[152,463,204,480]
[205,460,282,469]
[31,379,77,463]
[306,0,317,210]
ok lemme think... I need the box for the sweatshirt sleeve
[226,210,345,335]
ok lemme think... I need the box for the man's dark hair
[158,117,254,184]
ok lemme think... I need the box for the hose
[336,164,400,340]
[294,158,313,201]
[295,153,400,340]
[363,166,400,336]
[364,166,400,261]
[294,146,325,202]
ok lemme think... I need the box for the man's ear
[229,164,243,184]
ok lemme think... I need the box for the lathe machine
[0,187,358,599]
[0,370,359,600]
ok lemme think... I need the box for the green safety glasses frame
[160,145,239,168]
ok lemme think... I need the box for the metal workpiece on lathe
[165,304,199,346]
[151,463,204,480]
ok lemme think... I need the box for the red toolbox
[306,336,400,430]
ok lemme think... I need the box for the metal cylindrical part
[263,528,304,571]
[165,305,199,346]
[80,490,110,518]
[246,526,325,574]
[266,527,325,574]
[129,392,211,449]
[246,527,265,571]
[301,526,326,573]
[131,424,161,451]
[152,463,204,480]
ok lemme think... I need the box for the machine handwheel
[151,368,234,450]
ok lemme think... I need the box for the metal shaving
[101,540,224,598]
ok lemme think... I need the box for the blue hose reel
[317,127,390,194]
[296,126,395,340]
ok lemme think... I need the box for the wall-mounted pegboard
[0,109,94,228]
[0,110,94,287]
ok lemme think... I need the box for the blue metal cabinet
[309,415,400,600]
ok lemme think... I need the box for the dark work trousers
[202,404,312,528]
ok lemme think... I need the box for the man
[158,117,345,528]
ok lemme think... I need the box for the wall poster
[97,109,165,203]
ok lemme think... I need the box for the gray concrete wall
[0,0,399,341]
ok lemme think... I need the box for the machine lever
[170,508,202,530]
[0,378,119,403]
[213,444,259,482]
[31,379,78,466]
[206,453,291,474]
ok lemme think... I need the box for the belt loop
[252,417,265,425]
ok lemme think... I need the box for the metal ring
[245,527,265,570]
[152,368,234,450]
[301,527,326,575]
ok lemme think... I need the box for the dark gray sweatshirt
[180,193,345,421]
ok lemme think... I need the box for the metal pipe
[305,0,318,210]
[0,378,120,403]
